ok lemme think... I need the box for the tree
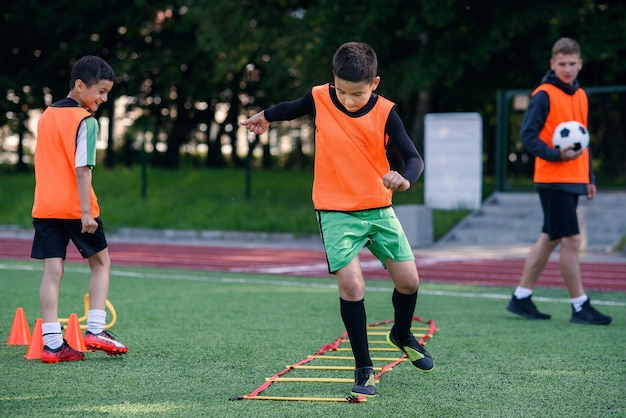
[0,0,160,168]
[2,0,625,178]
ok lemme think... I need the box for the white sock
[42,322,63,350]
[514,287,533,299]
[571,295,588,312]
[86,309,106,335]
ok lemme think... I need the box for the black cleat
[387,328,434,372]
[351,366,376,397]
[506,295,551,320]
[570,299,612,325]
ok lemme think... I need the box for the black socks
[340,298,372,368]
[392,288,418,339]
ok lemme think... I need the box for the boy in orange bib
[32,56,128,362]
[242,42,432,397]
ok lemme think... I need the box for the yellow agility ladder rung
[242,395,367,403]
[367,340,401,345]
[267,377,380,384]
[289,365,387,371]
[308,355,406,362]
[367,331,429,337]
[367,326,432,331]
[336,347,400,352]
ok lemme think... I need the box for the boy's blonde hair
[552,37,581,57]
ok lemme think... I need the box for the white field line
[1,262,624,308]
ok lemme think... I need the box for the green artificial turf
[1,260,625,417]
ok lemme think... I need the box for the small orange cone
[24,318,43,360]
[6,307,31,346]
[64,313,86,352]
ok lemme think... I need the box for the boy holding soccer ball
[241,42,432,397]
[32,56,129,363]
[506,38,611,325]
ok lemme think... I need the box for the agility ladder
[231,316,438,403]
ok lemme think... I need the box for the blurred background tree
[1,0,624,182]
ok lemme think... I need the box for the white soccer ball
[551,121,589,151]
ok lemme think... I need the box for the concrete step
[437,191,626,251]
[442,229,540,245]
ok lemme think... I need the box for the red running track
[1,237,625,291]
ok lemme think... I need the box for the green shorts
[316,208,414,273]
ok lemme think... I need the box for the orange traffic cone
[64,313,86,352]
[6,307,31,346]
[24,318,43,360]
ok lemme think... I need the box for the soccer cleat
[570,299,612,325]
[387,329,434,372]
[351,366,376,397]
[41,339,85,363]
[84,330,128,356]
[506,295,551,320]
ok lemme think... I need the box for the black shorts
[538,189,580,240]
[31,218,108,260]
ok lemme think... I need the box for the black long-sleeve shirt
[264,88,424,184]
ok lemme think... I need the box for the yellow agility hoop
[58,294,117,330]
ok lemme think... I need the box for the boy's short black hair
[332,42,378,83]
[69,55,115,91]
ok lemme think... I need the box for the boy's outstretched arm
[240,90,314,135]
[240,111,270,135]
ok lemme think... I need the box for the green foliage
[1,261,625,417]
[3,1,626,173]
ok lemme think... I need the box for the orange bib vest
[32,106,100,219]
[532,83,590,184]
[311,84,395,211]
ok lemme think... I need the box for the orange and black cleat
[41,339,85,363]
